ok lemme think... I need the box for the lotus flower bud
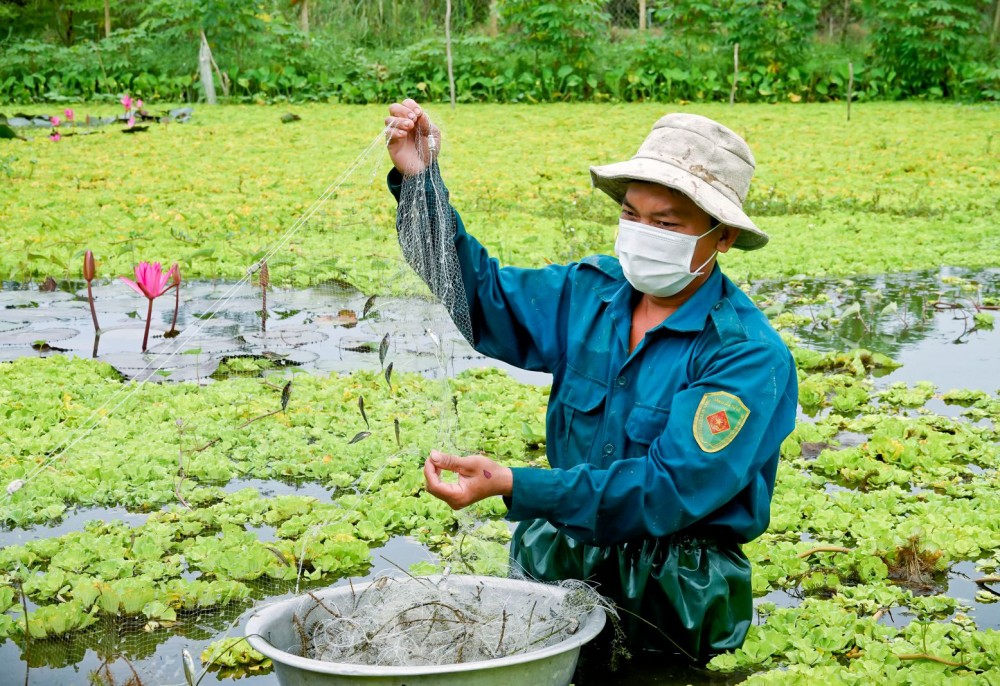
[260,261,270,288]
[170,262,181,286]
[84,250,96,282]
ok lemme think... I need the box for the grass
[1,102,998,289]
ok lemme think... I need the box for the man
[384,99,798,664]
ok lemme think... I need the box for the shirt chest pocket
[625,403,671,454]
[560,366,607,465]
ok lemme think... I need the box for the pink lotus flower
[135,99,144,110]
[121,262,176,299]
[50,115,61,126]
[64,108,75,121]
[126,116,135,128]
[121,94,133,110]
[120,262,179,351]
[49,132,61,142]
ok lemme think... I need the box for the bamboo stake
[847,61,854,122]
[730,43,739,106]
[199,30,217,105]
[446,0,456,109]
[103,0,111,38]
[639,0,647,31]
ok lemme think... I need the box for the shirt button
[603,443,615,456]
[616,375,627,387]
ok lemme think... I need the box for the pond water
[0,277,550,385]
[760,267,1000,405]
[1,267,998,685]
[2,267,997,390]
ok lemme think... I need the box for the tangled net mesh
[293,575,613,667]
[395,127,475,348]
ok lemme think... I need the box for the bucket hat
[590,113,768,250]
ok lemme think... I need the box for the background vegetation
[2,102,997,290]
[1,0,998,105]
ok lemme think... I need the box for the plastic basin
[245,574,606,686]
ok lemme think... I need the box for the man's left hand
[423,450,512,509]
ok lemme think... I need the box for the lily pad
[269,348,318,366]
[98,350,205,371]
[148,336,246,356]
[0,123,24,140]
[190,298,267,316]
[243,326,327,347]
[0,327,79,346]
[168,107,194,123]
[1,290,73,307]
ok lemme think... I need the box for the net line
[1,123,401,505]
[3,108,531,686]
[176,110,509,682]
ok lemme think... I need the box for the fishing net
[397,158,475,346]
[301,575,609,667]
[0,109,563,686]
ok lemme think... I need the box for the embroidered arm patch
[693,391,750,453]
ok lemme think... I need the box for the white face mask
[615,218,718,297]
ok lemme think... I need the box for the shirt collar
[606,262,725,334]
[659,263,724,332]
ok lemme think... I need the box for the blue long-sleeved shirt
[390,167,798,547]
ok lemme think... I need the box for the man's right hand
[385,98,439,177]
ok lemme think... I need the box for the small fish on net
[300,575,610,667]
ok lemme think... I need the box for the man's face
[620,181,739,272]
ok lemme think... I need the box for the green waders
[510,519,753,662]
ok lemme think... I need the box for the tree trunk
[488,0,498,37]
[992,0,1000,46]
[446,0,456,109]
[199,30,218,105]
[639,0,647,30]
[300,0,309,35]
[730,43,739,105]
[104,0,111,38]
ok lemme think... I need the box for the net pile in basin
[301,575,608,667]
